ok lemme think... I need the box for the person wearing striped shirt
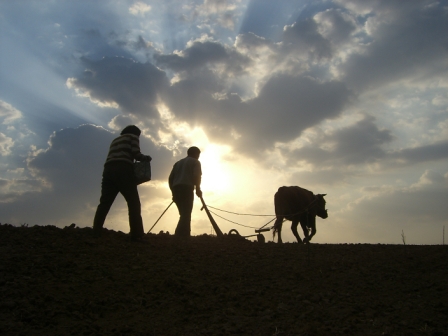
[93,125,151,241]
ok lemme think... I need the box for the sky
[1,0,447,244]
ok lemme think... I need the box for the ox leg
[308,216,317,242]
[306,215,317,241]
[300,219,311,244]
[291,220,303,244]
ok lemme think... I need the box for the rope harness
[207,196,318,231]
[148,195,319,235]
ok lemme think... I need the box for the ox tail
[272,218,281,238]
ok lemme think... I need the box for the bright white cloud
[0,133,14,155]
[129,2,151,16]
[195,0,241,30]
[0,100,22,124]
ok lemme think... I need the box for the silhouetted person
[169,146,202,237]
[93,125,151,241]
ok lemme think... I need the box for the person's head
[187,146,201,159]
[120,125,141,137]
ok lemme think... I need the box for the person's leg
[172,188,183,235]
[118,163,144,240]
[121,185,144,239]
[93,169,119,236]
[173,185,194,237]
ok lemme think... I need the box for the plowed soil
[1,224,447,335]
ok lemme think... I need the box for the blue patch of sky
[294,1,337,22]
[239,0,305,41]
[160,11,192,52]
[239,0,348,41]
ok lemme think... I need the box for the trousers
[172,185,194,237]
[93,161,144,239]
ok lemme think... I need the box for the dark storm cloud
[314,8,357,44]
[288,115,394,166]
[163,76,225,123]
[390,140,448,165]
[68,57,169,117]
[28,124,173,187]
[155,40,251,75]
[243,75,351,148]
[0,125,113,224]
[327,115,393,164]
[341,1,448,92]
[162,73,351,156]
[287,115,448,172]
[28,125,112,186]
[283,18,332,59]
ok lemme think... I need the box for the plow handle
[200,196,224,237]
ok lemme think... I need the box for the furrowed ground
[1,224,447,335]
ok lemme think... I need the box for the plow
[147,196,273,243]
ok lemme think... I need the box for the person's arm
[194,161,202,197]
[130,135,151,162]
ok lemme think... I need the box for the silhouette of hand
[196,189,202,198]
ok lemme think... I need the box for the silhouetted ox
[273,186,328,244]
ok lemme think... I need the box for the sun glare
[200,145,231,194]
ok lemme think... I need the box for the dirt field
[1,224,447,335]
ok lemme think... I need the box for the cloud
[288,168,350,188]
[27,125,114,189]
[339,1,448,92]
[283,18,332,59]
[129,2,151,16]
[242,75,351,151]
[0,125,113,224]
[161,73,351,156]
[339,169,448,243]
[314,8,358,44]
[389,140,448,166]
[239,0,304,40]
[286,115,393,175]
[0,177,45,203]
[295,115,442,170]
[67,57,169,117]
[235,32,272,51]
[155,39,251,75]
[0,133,14,156]
[29,2,448,167]
[0,100,32,157]
[194,0,241,30]
[0,100,22,124]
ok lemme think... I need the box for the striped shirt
[105,134,146,165]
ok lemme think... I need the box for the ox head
[316,194,328,219]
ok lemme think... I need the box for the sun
[199,145,231,194]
